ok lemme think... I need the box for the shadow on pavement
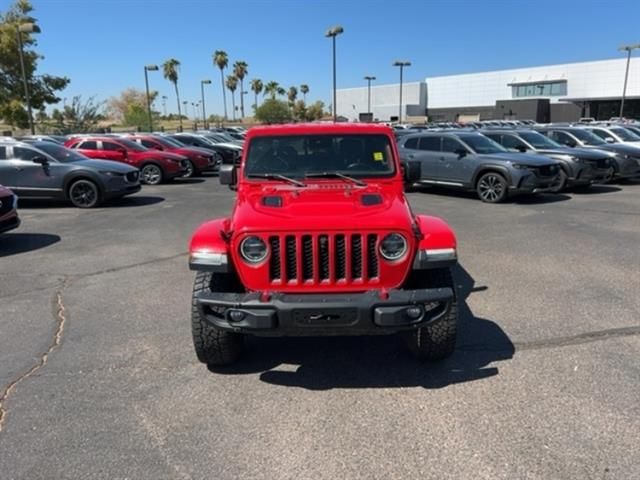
[166,178,206,185]
[408,186,570,205]
[102,196,165,207]
[571,185,622,195]
[209,264,514,390]
[0,233,61,257]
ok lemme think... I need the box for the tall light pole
[393,61,411,124]
[183,100,189,120]
[144,64,158,131]
[619,44,640,118]
[16,22,41,135]
[161,95,168,117]
[364,75,376,114]
[201,79,211,128]
[325,25,344,122]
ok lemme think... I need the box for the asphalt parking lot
[1,177,639,479]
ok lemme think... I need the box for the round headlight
[380,233,407,261]
[240,236,268,263]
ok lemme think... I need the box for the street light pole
[325,25,344,122]
[144,64,158,131]
[161,95,167,117]
[201,80,211,128]
[619,44,640,118]
[364,75,376,114]
[393,61,411,123]
[16,22,41,135]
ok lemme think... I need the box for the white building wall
[426,57,640,108]
[335,82,425,121]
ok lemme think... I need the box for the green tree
[226,75,238,121]
[107,87,157,123]
[233,60,248,118]
[162,58,182,130]
[60,95,104,133]
[0,0,70,129]
[264,81,279,100]
[250,78,263,112]
[254,98,292,124]
[213,50,228,120]
[287,86,298,106]
[292,100,307,122]
[300,84,309,102]
[305,100,326,121]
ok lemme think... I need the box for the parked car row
[398,126,640,203]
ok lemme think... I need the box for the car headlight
[511,163,528,169]
[99,170,123,176]
[240,236,268,263]
[379,233,408,261]
[13,194,19,209]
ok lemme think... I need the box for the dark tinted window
[418,136,440,151]
[77,141,97,150]
[442,137,464,153]
[591,129,614,141]
[483,133,501,143]
[458,134,507,154]
[102,141,123,151]
[501,135,527,149]
[174,135,194,145]
[404,137,418,149]
[35,143,87,163]
[14,146,40,160]
[0,146,6,160]
[140,139,160,149]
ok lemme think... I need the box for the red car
[125,134,221,177]
[64,136,188,185]
[0,185,20,234]
[188,123,459,366]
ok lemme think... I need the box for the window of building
[511,81,567,98]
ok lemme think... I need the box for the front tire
[68,179,100,208]
[191,272,245,366]
[476,172,508,203]
[141,163,164,185]
[182,160,195,178]
[404,268,458,361]
[549,169,568,193]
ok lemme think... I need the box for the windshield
[568,129,606,145]
[152,136,184,149]
[610,127,640,142]
[35,142,89,163]
[459,134,508,154]
[244,134,395,178]
[116,138,147,151]
[519,132,562,149]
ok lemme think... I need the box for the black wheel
[182,160,195,178]
[140,163,163,185]
[476,172,508,203]
[191,272,245,366]
[68,179,100,208]
[549,169,568,193]
[403,268,457,361]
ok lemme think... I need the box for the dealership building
[335,57,640,123]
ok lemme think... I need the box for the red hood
[230,181,412,235]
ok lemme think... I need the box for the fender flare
[471,164,513,188]
[188,218,232,272]
[63,172,104,199]
[413,215,457,269]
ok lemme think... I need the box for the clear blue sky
[10,0,640,116]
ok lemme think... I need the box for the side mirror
[402,161,421,183]
[566,140,577,148]
[455,148,468,158]
[219,164,237,187]
[516,145,527,152]
[32,156,49,165]
[605,137,615,143]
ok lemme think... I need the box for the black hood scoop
[361,194,382,206]
[262,196,283,207]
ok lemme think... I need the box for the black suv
[535,126,640,180]
[398,131,561,203]
[482,129,614,191]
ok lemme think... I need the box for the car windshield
[459,134,508,154]
[244,134,395,179]
[152,136,183,149]
[519,131,562,149]
[610,127,640,141]
[569,129,606,145]
[116,138,147,151]
[34,142,89,163]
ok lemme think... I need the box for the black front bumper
[104,184,141,199]
[0,215,20,234]
[196,287,454,336]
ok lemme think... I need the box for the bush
[255,99,291,124]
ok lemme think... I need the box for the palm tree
[277,87,286,97]
[300,84,309,103]
[233,61,248,118]
[213,50,229,120]
[226,75,238,121]
[162,58,182,130]
[264,81,280,100]
[287,86,298,107]
[250,79,263,111]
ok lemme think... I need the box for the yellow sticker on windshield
[373,152,384,161]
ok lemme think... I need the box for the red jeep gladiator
[188,123,459,365]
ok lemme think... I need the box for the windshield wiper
[304,171,367,187]
[247,173,306,187]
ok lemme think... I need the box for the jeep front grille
[268,233,380,285]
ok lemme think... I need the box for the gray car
[0,139,141,208]
[535,126,640,179]
[481,129,615,191]
[398,131,561,203]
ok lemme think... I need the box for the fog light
[228,310,246,322]
[405,306,423,320]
